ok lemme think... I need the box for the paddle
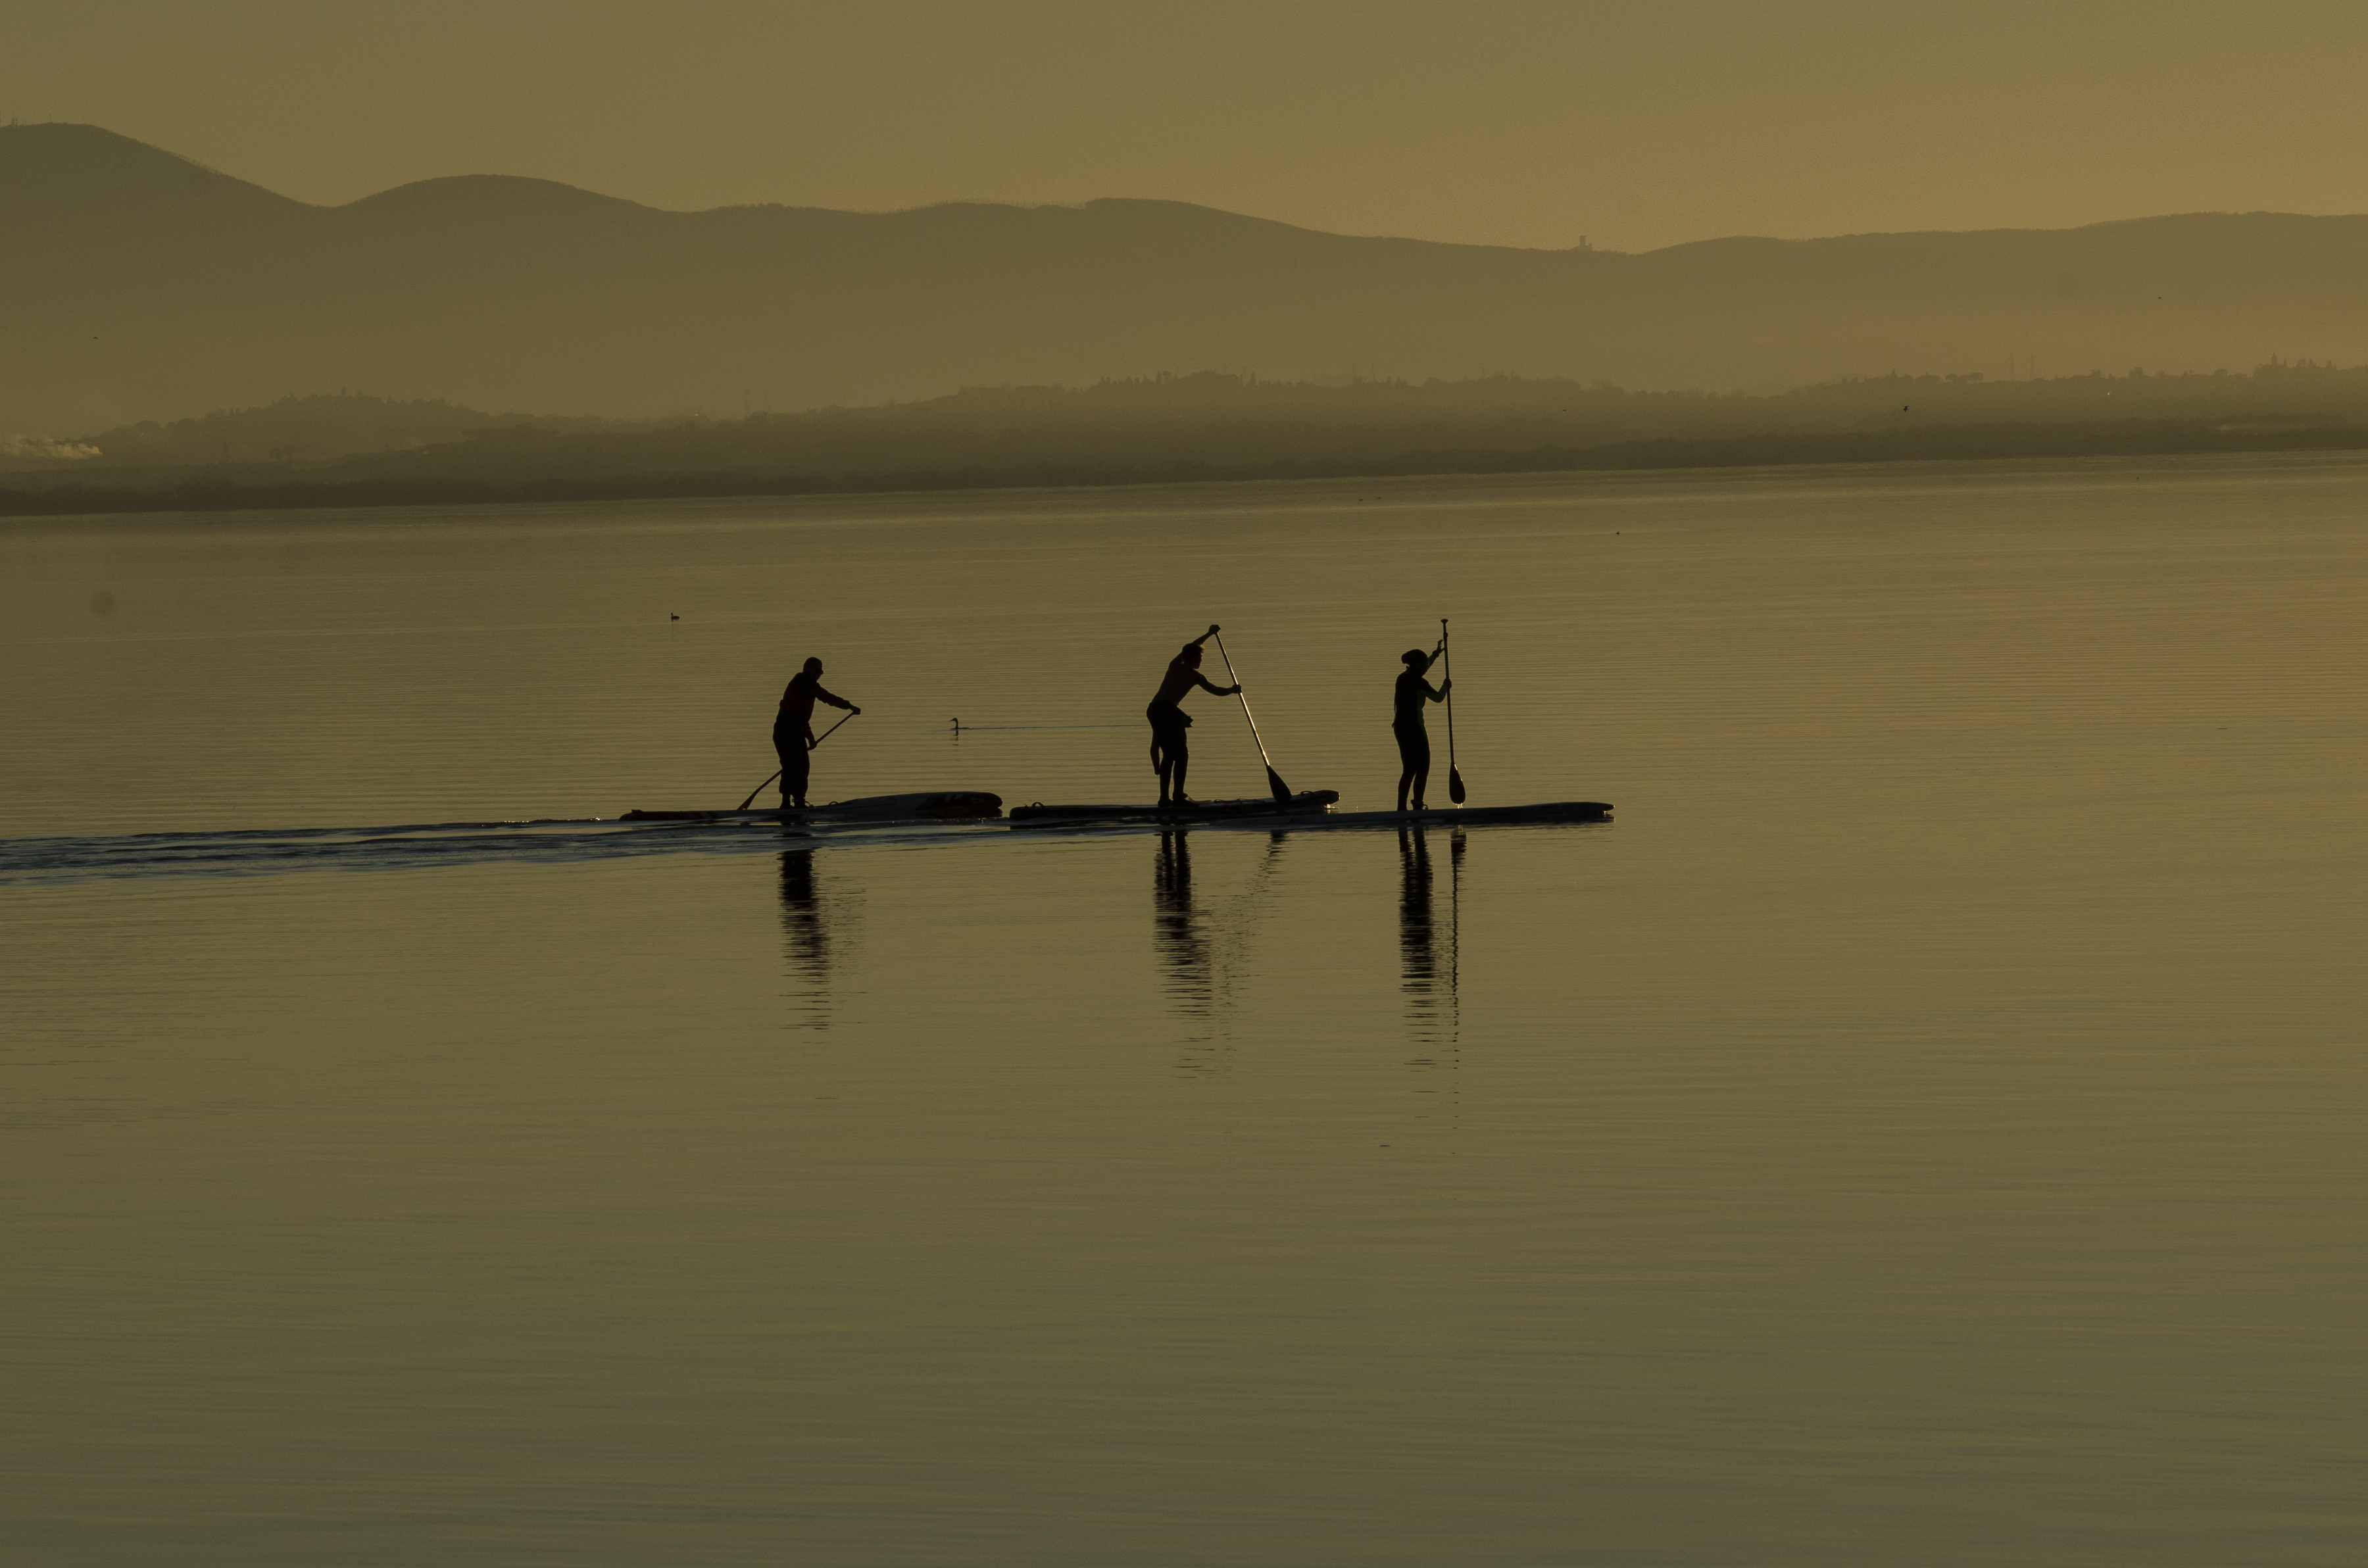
[1210,629,1293,807]
[808,709,858,751]
[735,710,860,811]
[1441,618,1467,804]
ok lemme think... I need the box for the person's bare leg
[1400,729,1431,811]
[1397,729,1427,811]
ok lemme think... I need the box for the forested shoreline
[11,416,2368,518]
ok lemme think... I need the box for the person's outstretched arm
[1192,625,1237,693]
[814,683,860,714]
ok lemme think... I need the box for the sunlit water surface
[4,458,2363,1565]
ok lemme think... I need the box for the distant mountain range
[9,123,2368,433]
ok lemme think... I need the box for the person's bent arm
[1427,679,1451,703]
[1193,672,1241,697]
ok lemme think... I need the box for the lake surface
[4,456,2362,1565]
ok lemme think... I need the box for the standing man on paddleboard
[1393,644,1450,812]
[1147,625,1240,807]
[776,657,858,809]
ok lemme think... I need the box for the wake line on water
[1,806,1590,887]
[0,815,1005,888]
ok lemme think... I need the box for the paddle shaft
[735,710,860,810]
[1441,618,1466,804]
[1211,631,1292,804]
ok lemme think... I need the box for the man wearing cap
[776,656,858,809]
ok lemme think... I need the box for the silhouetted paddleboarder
[1393,645,1452,812]
[776,657,859,808]
[1147,625,1241,807]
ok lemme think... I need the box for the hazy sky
[10,0,2367,252]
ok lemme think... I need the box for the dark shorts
[1147,700,1191,754]
[1394,723,1430,774]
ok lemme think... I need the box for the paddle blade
[1266,766,1292,807]
[1448,766,1468,805]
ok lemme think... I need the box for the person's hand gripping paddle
[1211,627,1294,808]
[1442,618,1466,804]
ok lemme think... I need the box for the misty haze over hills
[10,363,2368,517]
[11,124,2368,436]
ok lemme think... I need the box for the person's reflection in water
[1400,828,1465,1133]
[779,847,833,1028]
[1153,831,1213,1017]
[1398,825,1439,1024]
[1156,831,1291,1073]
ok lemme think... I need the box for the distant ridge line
[8,120,2359,241]
[10,123,2368,428]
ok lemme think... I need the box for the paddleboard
[1010,790,1339,825]
[621,791,1002,823]
[1204,800,1612,830]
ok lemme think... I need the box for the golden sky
[10,0,2367,252]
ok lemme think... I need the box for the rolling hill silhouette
[10,123,2368,432]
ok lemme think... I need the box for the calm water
[3,458,2362,1565]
